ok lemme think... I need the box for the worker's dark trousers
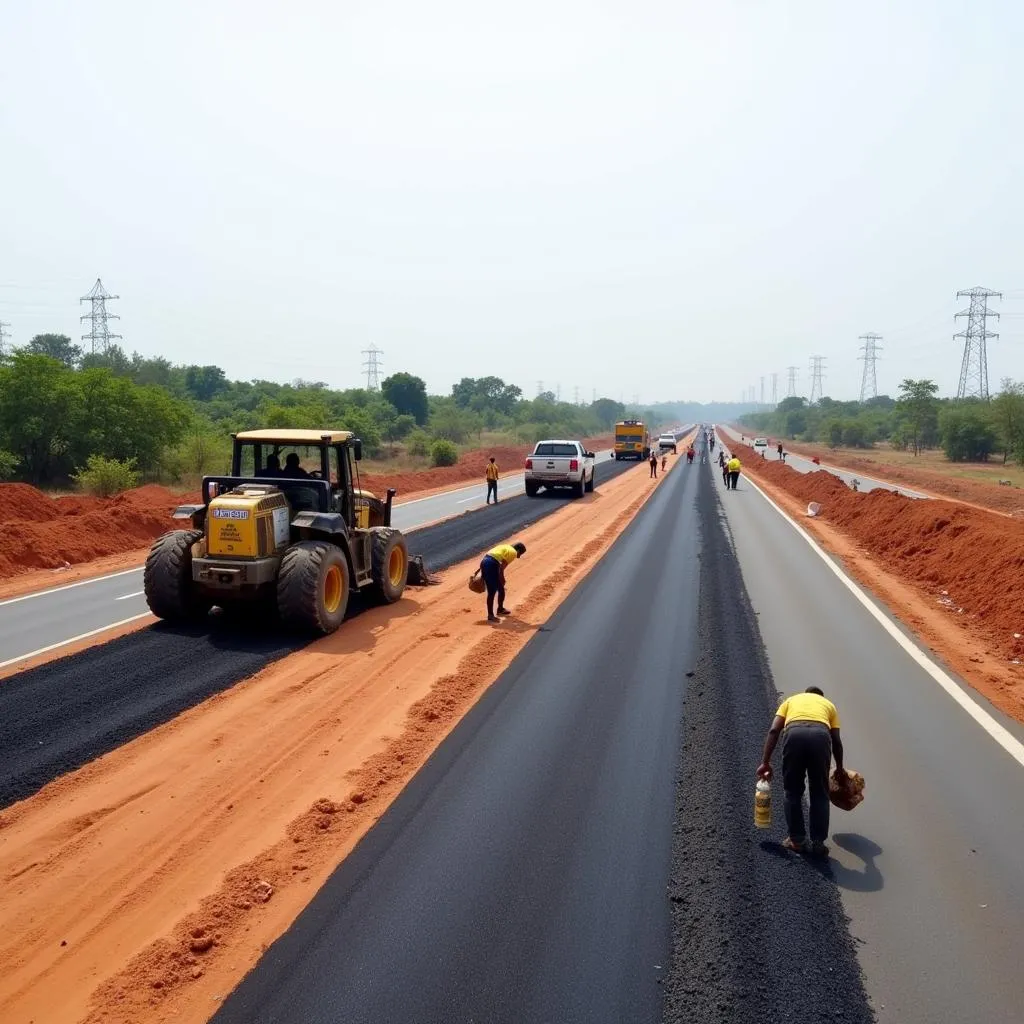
[728,471,740,489]
[650,464,657,478]
[480,555,504,618]
[782,722,832,843]
[486,479,498,503]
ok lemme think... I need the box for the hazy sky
[2,1,1022,404]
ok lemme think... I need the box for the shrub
[429,439,459,467]
[406,429,431,457]
[0,449,18,480]
[73,455,139,497]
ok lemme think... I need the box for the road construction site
[2,428,1024,1024]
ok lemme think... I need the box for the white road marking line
[0,613,153,671]
[738,471,1024,770]
[115,590,145,601]
[0,566,144,608]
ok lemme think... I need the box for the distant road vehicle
[613,420,650,461]
[753,437,768,451]
[525,440,596,498]
[657,433,678,454]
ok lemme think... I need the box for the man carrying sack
[477,541,526,623]
[757,686,848,858]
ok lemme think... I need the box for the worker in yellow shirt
[479,541,526,622]
[485,457,500,504]
[757,686,846,857]
[726,454,741,490]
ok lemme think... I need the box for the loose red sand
[0,484,195,581]
[724,437,1024,722]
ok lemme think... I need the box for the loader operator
[480,541,526,623]
[284,452,310,478]
[757,686,845,858]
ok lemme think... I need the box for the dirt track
[0,452,679,1024]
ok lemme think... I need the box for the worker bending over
[757,686,845,858]
[479,541,526,623]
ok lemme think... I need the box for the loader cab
[229,429,380,529]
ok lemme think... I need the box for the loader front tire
[277,541,350,634]
[144,529,211,622]
[369,528,408,604]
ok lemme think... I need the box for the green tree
[591,398,626,429]
[25,333,82,368]
[940,403,997,462]
[842,421,868,448]
[992,380,1024,464]
[0,354,80,482]
[827,419,844,448]
[896,379,939,455]
[382,372,429,424]
[184,364,229,401]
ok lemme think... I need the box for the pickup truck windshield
[534,443,579,458]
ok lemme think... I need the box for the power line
[809,356,826,404]
[361,344,383,391]
[771,372,778,405]
[858,333,883,402]
[955,287,1001,400]
[79,278,121,355]
[786,365,798,398]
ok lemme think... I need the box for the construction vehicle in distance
[144,429,416,634]
[613,419,650,461]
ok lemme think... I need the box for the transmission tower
[361,344,383,390]
[786,366,798,397]
[809,356,826,403]
[0,321,11,357]
[556,384,562,402]
[858,334,883,402]
[79,278,122,355]
[573,386,580,406]
[955,287,1001,400]
[760,376,765,405]
[771,372,778,405]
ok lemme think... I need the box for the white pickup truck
[657,432,678,454]
[524,440,596,498]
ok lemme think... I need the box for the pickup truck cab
[525,440,596,498]
[753,437,768,451]
[657,433,678,454]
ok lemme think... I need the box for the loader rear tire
[144,529,211,622]
[369,528,408,604]
[277,541,350,634]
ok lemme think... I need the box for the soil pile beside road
[776,439,1024,516]
[730,440,1024,709]
[0,484,194,580]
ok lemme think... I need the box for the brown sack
[468,573,486,594]
[829,768,865,811]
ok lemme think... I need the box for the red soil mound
[0,484,193,580]
[733,441,1024,663]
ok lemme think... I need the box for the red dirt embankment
[767,438,1024,517]
[728,440,1024,719]
[0,484,195,580]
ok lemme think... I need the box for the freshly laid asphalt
[0,454,646,809]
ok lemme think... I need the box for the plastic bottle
[754,778,772,829]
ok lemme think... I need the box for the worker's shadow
[473,616,542,633]
[811,834,884,892]
[760,833,883,893]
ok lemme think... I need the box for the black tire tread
[277,541,349,633]
[369,528,408,604]
[144,529,208,621]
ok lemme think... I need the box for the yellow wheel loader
[144,429,413,634]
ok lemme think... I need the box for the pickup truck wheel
[525,481,540,497]
[585,472,595,493]
[572,478,585,498]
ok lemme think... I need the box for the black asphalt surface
[212,448,704,1024]
[663,468,871,1023]
[0,456,642,810]
[211,447,873,1024]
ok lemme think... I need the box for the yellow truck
[613,420,650,461]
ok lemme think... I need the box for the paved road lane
[714,457,1024,1022]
